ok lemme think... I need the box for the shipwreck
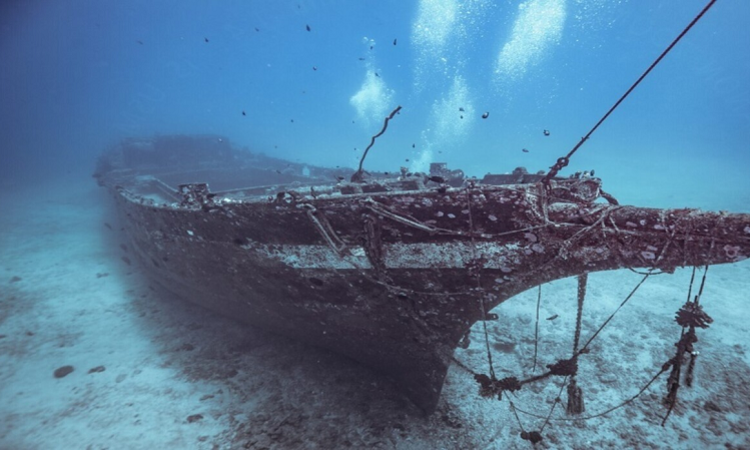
[91,3,747,445]
[93,133,750,415]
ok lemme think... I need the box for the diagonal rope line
[542,0,718,184]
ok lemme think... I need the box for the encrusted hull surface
[97,135,750,413]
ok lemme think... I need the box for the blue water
[2,0,748,209]
[1,2,750,448]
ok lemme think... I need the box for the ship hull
[97,135,750,413]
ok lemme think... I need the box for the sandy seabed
[1,174,749,450]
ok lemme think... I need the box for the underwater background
[1,1,749,449]
[2,0,749,207]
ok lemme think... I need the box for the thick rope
[532,284,542,373]
[572,274,586,353]
[567,274,587,414]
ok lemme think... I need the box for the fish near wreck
[93,134,750,414]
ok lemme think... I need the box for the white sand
[1,173,749,449]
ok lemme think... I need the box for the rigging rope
[463,2,720,442]
[566,274,587,415]
[532,285,542,373]
[541,0,719,186]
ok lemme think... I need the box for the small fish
[459,107,465,112]
[546,314,559,321]
[374,72,379,77]
[522,148,529,153]
[543,129,550,136]
[358,57,365,61]
[136,40,144,45]
[104,222,112,230]
[427,176,445,183]
[204,37,209,43]
[254,27,260,32]
[306,24,311,32]
[393,38,397,46]
[336,176,345,181]
[312,66,317,71]
[411,143,415,148]
[242,110,246,116]
[405,158,410,162]
[460,115,464,119]
[290,119,294,123]
[481,111,490,119]
[121,256,132,266]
